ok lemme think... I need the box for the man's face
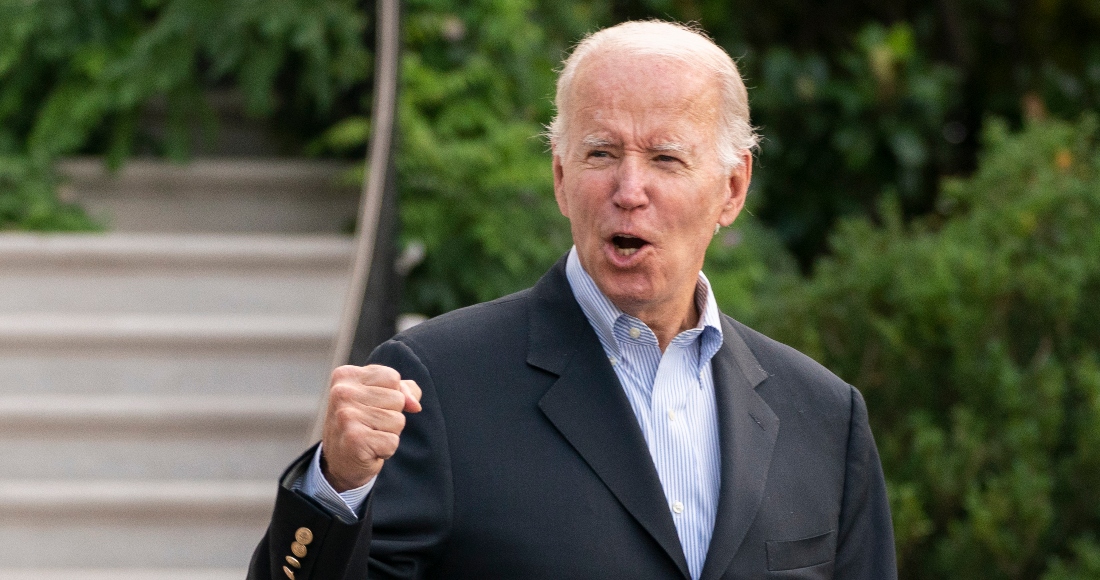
[553,52,750,324]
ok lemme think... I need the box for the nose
[612,155,649,210]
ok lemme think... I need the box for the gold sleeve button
[282,565,296,579]
[291,541,308,558]
[295,527,314,545]
[285,555,301,569]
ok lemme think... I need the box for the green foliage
[747,117,1100,579]
[706,204,799,322]
[0,0,370,230]
[748,22,960,264]
[0,157,97,230]
[394,0,576,315]
[312,0,601,316]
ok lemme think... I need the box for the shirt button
[667,409,675,422]
[672,501,684,514]
[629,327,641,339]
[609,357,618,366]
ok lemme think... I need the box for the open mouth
[611,234,649,257]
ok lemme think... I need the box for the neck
[619,289,700,352]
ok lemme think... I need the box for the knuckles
[330,364,363,384]
[376,388,407,411]
[369,431,401,460]
[329,394,406,428]
[327,381,359,405]
[361,364,402,387]
[329,364,403,391]
[330,405,360,428]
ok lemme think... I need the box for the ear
[552,152,570,218]
[718,152,752,226]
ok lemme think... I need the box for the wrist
[320,450,376,492]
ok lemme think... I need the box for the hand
[321,364,423,492]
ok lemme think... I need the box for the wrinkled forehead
[564,53,722,139]
[570,50,715,102]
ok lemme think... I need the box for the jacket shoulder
[724,315,854,412]
[387,287,533,355]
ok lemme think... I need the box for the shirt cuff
[291,443,375,524]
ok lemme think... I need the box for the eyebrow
[651,142,691,155]
[580,136,691,156]
[581,135,614,148]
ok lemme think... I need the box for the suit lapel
[699,316,779,580]
[529,260,691,579]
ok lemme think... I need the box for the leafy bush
[312,0,599,316]
[747,22,960,266]
[0,157,97,230]
[748,117,1100,579]
[707,203,799,322]
[0,0,371,230]
[393,0,576,315]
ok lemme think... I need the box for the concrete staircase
[0,159,357,577]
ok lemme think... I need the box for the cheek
[564,176,606,215]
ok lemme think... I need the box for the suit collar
[530,257,692,579]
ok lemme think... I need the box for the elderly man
[249,20,896,580]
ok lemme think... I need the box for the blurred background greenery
[2,0,1099,577]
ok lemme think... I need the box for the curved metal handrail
[310,0,401,442]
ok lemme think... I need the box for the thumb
[399,379,423,413]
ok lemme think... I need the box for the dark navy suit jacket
[249,257,897,579]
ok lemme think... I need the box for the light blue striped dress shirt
[565,247,723,580]
[298,247,725,579]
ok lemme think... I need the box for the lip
[603,232,653,268]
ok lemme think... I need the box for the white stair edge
[60,156,355,183]
[0,313,335,348]
[0,394,316,433]
[0,232,354,268]
[0,480,274,516]
[0,570,246,580]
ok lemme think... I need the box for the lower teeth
[615,247,638,256]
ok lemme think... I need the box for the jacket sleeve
[833,385,898,579]
[247,336,453,580]
[246,446,375,580]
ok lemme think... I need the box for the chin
[598,277,659,311]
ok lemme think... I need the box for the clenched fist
[321,364,423,492]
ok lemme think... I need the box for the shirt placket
[650,342,706,578]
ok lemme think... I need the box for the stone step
[0,232,354,267]
[0,350,330,396]
[0,479,273,516]
[0,229,347,570]
[58,158,359,233]
[0,480,271,568]
[0,273,348,316]
[0,313,336,396]
[0,313,336,349]
[0,233,352,315]
[0,436,309,481]
[0,395,314,480]
[0,394,314,432]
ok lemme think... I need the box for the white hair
[547,20,759,170]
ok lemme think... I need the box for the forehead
[566,52,721,141]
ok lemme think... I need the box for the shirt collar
[564,246,723,359]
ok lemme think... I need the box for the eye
[654,154,683,165]
[588,150,611,159]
